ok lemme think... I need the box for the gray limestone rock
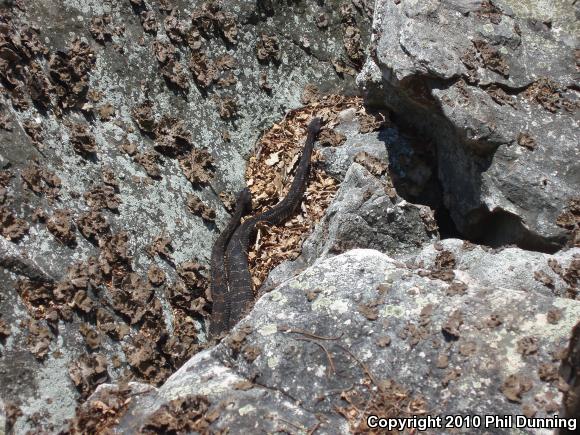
[2,0,579,432]
[411,238,580,299]
[0,0,371,431]
[299,162,436,262]
[87,248,580,433]
[358,0,579,252]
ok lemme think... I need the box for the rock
[85,249,580,433]
[358,0,579,252]
[318,110,389,179]
[411,239,580,299]
[301,162,436,260]
[0,0,372,431]
[0,237,58,282]
[264,114,437,293]
[2,0,578,431]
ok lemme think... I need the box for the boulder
[358,0,579,252]
[83,248,580,433]
[0,0,371,431]
[411,238,580,299]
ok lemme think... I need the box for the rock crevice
[358,0,579,253]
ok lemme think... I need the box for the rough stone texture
[265,162,437,293]
[411,238,580,299]
[312,125,437,260]
[0,0,371,432]
[318,107,389,179]
[2,0,579,432]
[90,249,580,433]
[358,0,579,252]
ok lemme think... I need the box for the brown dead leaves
[557,198,580,248]
[524,78,577,113]
[47,208,77,247]
[0,205,29,241]
[256,33,280,64]
[140,395,218,434]
[179,148,214,185]
[20,161,61,197]
[68,353,109,398]
[186,193,216,222]
[67,384,133,434]
[70,122,98,156]
[338,378,427,434]
[0,14,95,113]
[245,95,368,291]
[501,374,533,403]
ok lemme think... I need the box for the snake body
[223,117,322,330]
[209,188,252,337]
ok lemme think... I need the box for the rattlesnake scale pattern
[209,188,252,337]
[210,117,321,336]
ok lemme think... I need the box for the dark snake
[210,117,321,336]
[208,188,252,337]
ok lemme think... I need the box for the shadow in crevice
[366,72,567,254]
[377,122,462,241]
[465,208,565,254]
[379,119,565,254]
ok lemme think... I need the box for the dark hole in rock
[377,121,462,241]
[465,208,565,254]
[434,207,461,240]
[374,107,566,254]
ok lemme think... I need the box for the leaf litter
[243,94,379,292]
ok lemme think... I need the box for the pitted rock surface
[1,0,578,432]
[412,239,580,299]
[0,0,372,431]
[88,249,580,433]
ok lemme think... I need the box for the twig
[273,416,305,434]
[322,383,355,397]
[279,325,343,341]
[335,344,379,388]
[306,417,323,435]
[295,337,336,376]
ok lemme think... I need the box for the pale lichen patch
[381,304,405,318]
[258,323,278,336]
[311,296,349,314]
[269,290,287,306]
[289,280,305,290]
[238,404,256,416]
[267,355,279,369]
